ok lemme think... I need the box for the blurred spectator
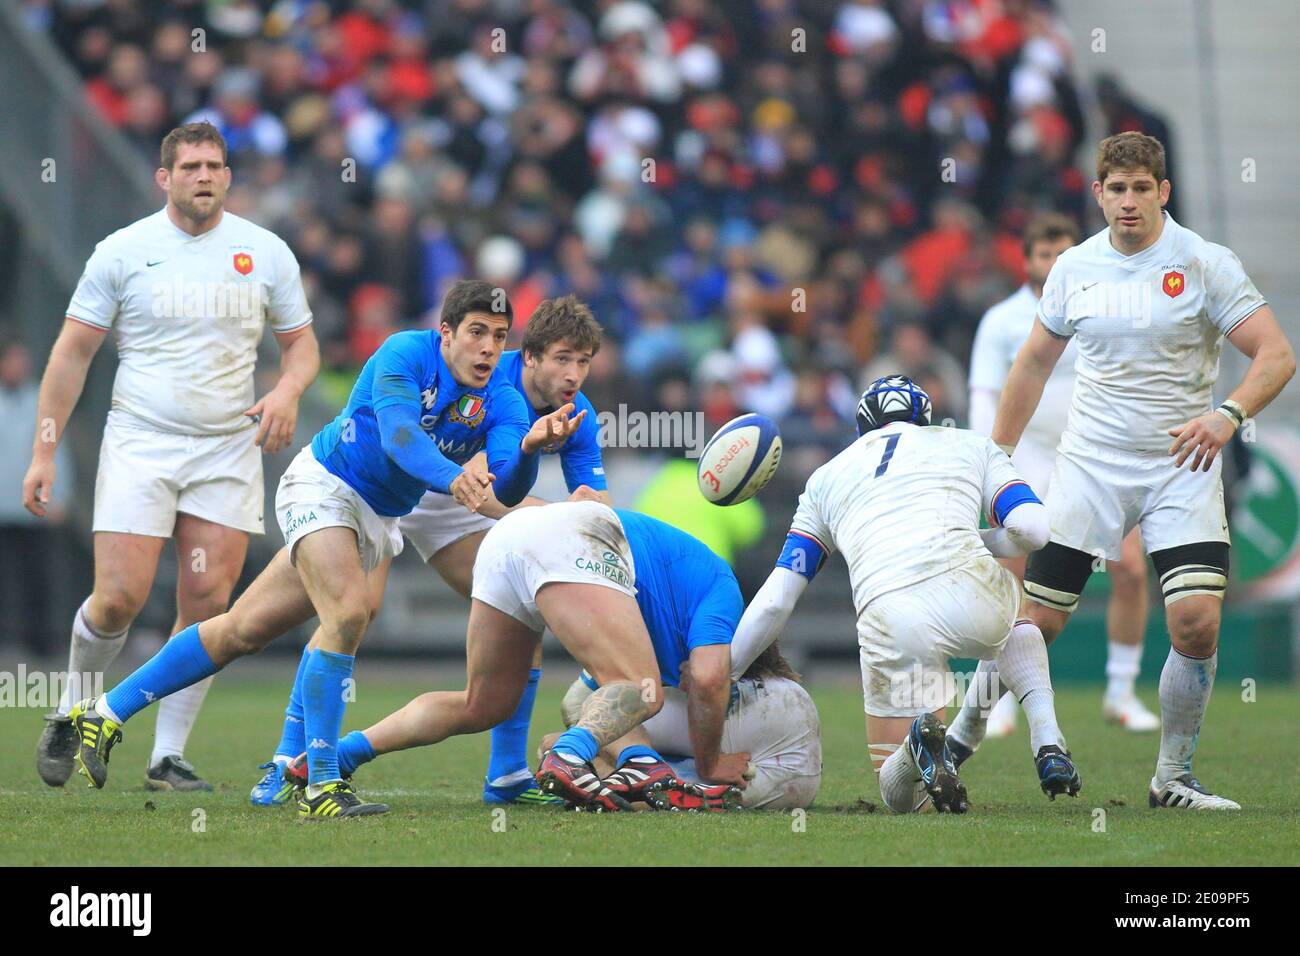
[863,321,970,423]
[0,338,73,656]
[39,0,1095,503]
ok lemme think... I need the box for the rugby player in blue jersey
[247,296,611,807]
[65,280,584,819]
[282,500,801,811]
[397,296,610,806]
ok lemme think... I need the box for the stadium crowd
[27,0,1114,469]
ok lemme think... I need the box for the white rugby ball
[697,413,783,505]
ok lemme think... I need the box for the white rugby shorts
[857,554,1020,718]
[93,412,264,537]
[274,445,403,573]
[398,488,496,563]
[1044,430,1229,562]
[470,501,636,632]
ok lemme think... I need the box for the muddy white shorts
[470,501,636,632]
[274,446,404,573]
[857,554,1019,717]
[1045,430,1229,562]
[93,412,264,537]
[398,488,496,563]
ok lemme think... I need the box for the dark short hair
[1096,131,1166,184]
[1022,213,1080,257]
[440,278,514,330]
[521,295,603,360]
[160,122,228,170]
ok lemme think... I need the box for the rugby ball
[697,413,783,505]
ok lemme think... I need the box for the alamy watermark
[597,405,707,458]
[0,666,103,709]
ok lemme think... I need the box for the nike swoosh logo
[146,260,166,267]
[1080,282,1098,291]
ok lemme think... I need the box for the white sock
[877,742,929,813]
[57,600,128,716]
[150,674,215,765]
[489,767,535,788]
[1105,641,1142,699]
[947,659,1001,750]
[1156,647,1216,785]
[996,620,1065,754]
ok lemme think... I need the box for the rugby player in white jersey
[968,214,1159,736]
[26,123,319,791]
[956,132,1294,810]
[728,375,1079,813]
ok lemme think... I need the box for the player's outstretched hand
[1168,412,1235,472]
[699,751,754,789]
[245,385,301,455]
[450,461,495,514]
[22,457,55,518]
[522,402,586,454]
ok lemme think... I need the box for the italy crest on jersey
[1162,270,1184,298]
[447,393,486,427]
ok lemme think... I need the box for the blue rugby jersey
[615,509,742,688]
[311,330,536,517]
[496,350,607,492]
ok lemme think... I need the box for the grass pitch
[1,671,1295,866]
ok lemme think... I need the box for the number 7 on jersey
[874,434,900,478]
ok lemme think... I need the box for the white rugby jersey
[969,283,1077,450]
[1037,213,1265,454]
[790,421,1026,613]
[67,208,312,435]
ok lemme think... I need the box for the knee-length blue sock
[274,645,313,761]
[486,667,542,784]
[301,648,354,788]
[101,624,217,724]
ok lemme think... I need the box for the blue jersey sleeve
[371,338,463,494]
[484,384,538,507]
[559,392,607,492]
[685,572,743,651]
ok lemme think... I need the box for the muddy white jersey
[1037,213,1264,454]
[67,208,312,435]
[970,283,1077,451]
[789,422,1028,613]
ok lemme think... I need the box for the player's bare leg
[39,531,165,786]
[428,530,486,599]
[533,582,662,810]
[146,513,248,791]
[1149,592,1238,809]
[278,527,387,817]
[194,547,316,664]
[427,530,554,803]
[1102,529,1158,730]
[354,600,538,753]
